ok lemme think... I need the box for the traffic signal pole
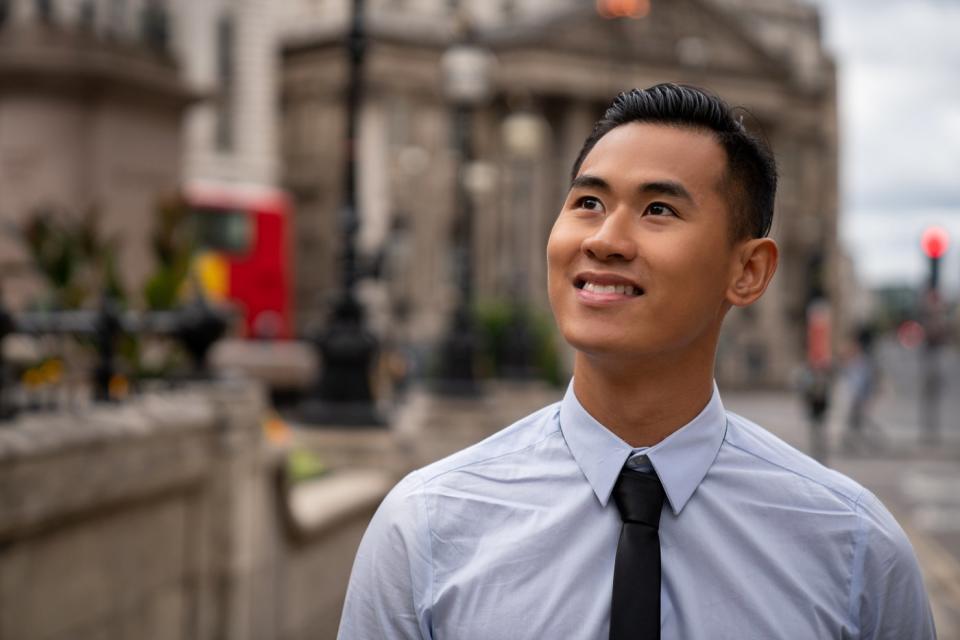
[919,227,949,443]
[928,254,940,291]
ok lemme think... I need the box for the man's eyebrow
[569,174,611,192]
[570,175,695,204]
[638,180,694,203]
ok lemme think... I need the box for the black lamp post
[500,108,545,379]
[433,22,494,396]
[300,0,382,426]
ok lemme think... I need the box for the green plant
[473,299,512,377]
[21,206,125,309]
[528,308,564,386]
[143,195,195,310]
[473,299,565,386]
[18,196,198,380]
[284,448,329,483]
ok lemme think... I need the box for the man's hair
[571,83,777,240]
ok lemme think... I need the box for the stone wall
[0,379,391,640]
[0,381,260,640]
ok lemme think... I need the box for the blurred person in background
[798,362,832,461]
[337,84,934,639]
[843,324,885,453]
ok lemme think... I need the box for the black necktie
[610,466,666,640]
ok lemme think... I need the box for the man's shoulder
[721,410,867,508]
[412,400,563,487]
[722,411,926,574]
[368,400,565,550]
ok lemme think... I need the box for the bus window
[193,207,254,255]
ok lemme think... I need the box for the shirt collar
[558,379,727,515]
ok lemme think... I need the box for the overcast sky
[806,0,960,292]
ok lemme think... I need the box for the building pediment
[487,0,790,80]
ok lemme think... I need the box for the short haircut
[571,83,777,241]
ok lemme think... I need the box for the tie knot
[612,467,666,527]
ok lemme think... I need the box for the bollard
[0,295,15,420]
[93,296,122,402]
[173,297,229,377]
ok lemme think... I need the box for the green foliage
[21,206,125,309]
[143,195,195,310]
[138,195,198,377]
[528,309,565,386]
[474,299,565,386]
[473,299,512,377]
[284,448,329,483]
[18,196,198,380]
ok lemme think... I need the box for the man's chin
[565,324,691,359]
[564,334,648,361]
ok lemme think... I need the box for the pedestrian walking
[844,325,885,453]
[800,297,833,463]
[799,363,831,461]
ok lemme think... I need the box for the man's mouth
[574,276,644,297]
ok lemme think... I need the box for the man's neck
[572,351,716,447]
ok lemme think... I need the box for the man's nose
[581,211,636,262]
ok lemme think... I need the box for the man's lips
[573,272,644,301]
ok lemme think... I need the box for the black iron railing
[0,296,229,420]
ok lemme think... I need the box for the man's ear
[726,237,779,307]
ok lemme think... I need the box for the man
[338,84,935,639]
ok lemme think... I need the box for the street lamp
[499,107,547,379]
[300,0,382,426]
[434,22,495,395]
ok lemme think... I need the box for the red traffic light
[921,226,949,259]
[596,0,651,19]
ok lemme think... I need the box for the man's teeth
[582,282,638,296]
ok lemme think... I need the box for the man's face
[547,122,743,362]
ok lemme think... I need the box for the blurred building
[0,0,843,387]
[0,0,192,306]
[174,0,280,187]
[279,0,840,387]
[0,0,286,309]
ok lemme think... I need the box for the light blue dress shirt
[338,382,935,639]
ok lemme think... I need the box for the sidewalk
[724,388,960,639]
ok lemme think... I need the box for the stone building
[0,0,192,306]
[279,0,840,387]
[175,0,281,187]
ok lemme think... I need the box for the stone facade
[0,1,192,308]
[0,381,263,639]
[175,0,282,187]
[279,0,841,387]
[0,379,385,640]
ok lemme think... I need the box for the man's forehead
[575,122,728,190]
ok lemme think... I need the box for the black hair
[571,83,777,240]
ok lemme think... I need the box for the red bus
[184,181,294,340]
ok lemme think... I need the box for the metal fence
[0,296,228,420]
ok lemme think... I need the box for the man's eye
[577,196,604,211]
[646,202,676,217]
